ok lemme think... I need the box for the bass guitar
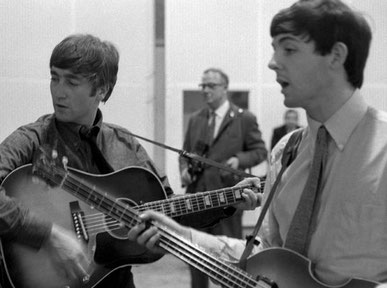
[27,150,380,288]
[1,161,260,288]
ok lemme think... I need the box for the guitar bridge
[70,201,89,242]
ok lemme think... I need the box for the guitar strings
[155,223,260,288]
[138,184,262,214]
[42,169,264,288]
[67,175,261,288]
[78,180,266,235]
[40,166,267,226]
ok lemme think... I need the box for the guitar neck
[43,169,268,288]
[154,223,265,288]
[61,173,262,288]
[137,184,262,218]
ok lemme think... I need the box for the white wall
[164,0,304,193]
[1,0,387,226]
[165,0,270,199]
[164,0,387,225]
[0,0,156,156]
[352,0,387,108]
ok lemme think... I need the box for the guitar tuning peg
[62,156,68,171]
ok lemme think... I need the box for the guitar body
[0,164,167,288]
[245,248,378,288]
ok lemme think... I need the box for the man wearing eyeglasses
[178,67,267,288]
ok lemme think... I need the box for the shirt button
[338,144,344,150]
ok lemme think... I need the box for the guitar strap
[238,128,304,270]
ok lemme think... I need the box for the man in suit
[179,67,267,288]
[270,109,300,149]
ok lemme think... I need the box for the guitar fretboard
[38,166,265,288]
[137,185,261,217]
[60,172,263,288]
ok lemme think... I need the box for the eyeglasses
[198,83,224,89]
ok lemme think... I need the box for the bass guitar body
[245,248,378,288]
[0,165,166,288]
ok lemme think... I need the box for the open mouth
[55,103,68,110]
[277,79,289,89]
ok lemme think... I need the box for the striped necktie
[207,110,216,145]
[284,125,329,256]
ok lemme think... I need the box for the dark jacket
[179,103,267,227]
[271,124,301,150]
[0,111,172,288]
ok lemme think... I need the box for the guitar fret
[180,199,187,214]
[150,202,161,213]
[161,202,167,215]
[192,195,200,211]
[110,201,120,216]
[134,184,258,219]
[153,203,162,213]
[154,203,163,213]
[140,203,149,212]
[234,189,242,199]
[120,204,130,223]
[219,191,226,203]
[31,162,270,288]
[211,193,220,207]
[179,199,187,215]
[172,199,183,216]
[170,202,176,214]
[89,188,99,207]
[186,199,192,210]
[97,192,106,210]
[204,195,211,206]
[84,185,93,204]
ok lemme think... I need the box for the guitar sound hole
[103,198,135,240]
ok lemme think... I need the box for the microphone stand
[128,132,257,179]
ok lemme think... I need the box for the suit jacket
[179,103,267,227]
[271,124,301,150]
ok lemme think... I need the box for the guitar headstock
[32,145,68,188]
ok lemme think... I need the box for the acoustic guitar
[1,161,260,288]
[13,150,379,288]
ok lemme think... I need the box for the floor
[132,254,219,288]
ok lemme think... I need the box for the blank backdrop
[0,0,156,156]
[1,0,386,226]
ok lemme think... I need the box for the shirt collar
[79,109,103,138]
[213,100,230,119]
[55,109,103,139]
[307,89,368,151]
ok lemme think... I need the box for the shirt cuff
[13,210,53,250]
[190,228,258,262]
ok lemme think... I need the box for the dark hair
[270,0,372,88]
[203,68,229,88]
[49,34,119,102]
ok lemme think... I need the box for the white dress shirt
[209,100,230,139]
[191,90,387,285]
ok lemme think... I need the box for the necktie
[80,127,114,174]
[207,110,216,146]
[284,125,329,256]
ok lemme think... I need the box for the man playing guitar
[128,0,387,286]
[0,34,174,288]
